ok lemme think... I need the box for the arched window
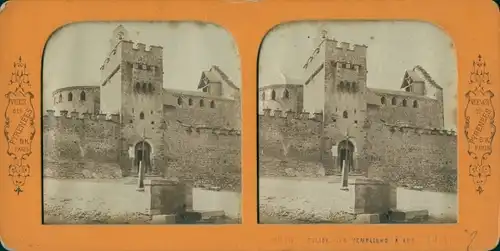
[142,83,147,93]
[339,81,345,90]
[188,98,193,106]
[413,100,419,108]
[139,112,145,120]
[210,100,216,108]
[68,92,73,101]
[148,83,153,92]
[58,94,62,102]
[343,111,348,118]
[283,89,290,99]
[402,99,407,107]
[352,82,358,92]
[261,92,265,100]
[271,90,276,100]
[391,97,397,105]
[80,91,86,101]
[200,99,205,107]
[177,97,183,106]
[135,82,141,92]
[345,82,351,91]
[381,97,386,105]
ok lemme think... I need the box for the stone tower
[322,40,368,139]
[99,25,166,176]
[302,35,368,174]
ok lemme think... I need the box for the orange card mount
[0,0,499,251]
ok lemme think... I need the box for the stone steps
[353,209,430,224]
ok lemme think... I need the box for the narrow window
[177,97,183,106]
[271,90,276,100]
[68,92,73,101]
[188,98,193,106]
[210,100,216,108]
[402,99,408,107]
[381,97,386,105]
[283,89,290,99]
[142,83,147,93]
[140,112,145,120]
[345,82,351,91]
[148,83,153,92]
[135,82,141,92]
[261,92,265,100]
[413,100,419,108]
[200,99,205,107]
[391,97,397,105]
[339,81,345,90]
[80,91,86,101]
[343,111,348,118]
[59,94,62,102]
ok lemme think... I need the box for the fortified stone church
[259,34,457,192]
[44,25,241,188]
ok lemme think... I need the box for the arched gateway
[337,140,355,172]
[134,141,152,174]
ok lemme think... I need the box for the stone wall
[259,110,323,161]
[366,90,445,129]
[43,111,122,179]
[259,155,325,178]
[163,120,241,192]
[360,121,457,193]
[52,86,100,115]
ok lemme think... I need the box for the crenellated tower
[99,25,165,176]
[302,33,369,174]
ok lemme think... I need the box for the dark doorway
[135,141,152,174]
[338,140,355,172]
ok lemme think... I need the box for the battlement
[332,41,367,53]
[383,122,457,136]
[259,108,323,122]
[303,38,367,70]
[43,110,120,123]
[176,121,241,136]
[122,40,163,56]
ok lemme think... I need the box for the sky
[259,21,458,129]
[42,21,241,109]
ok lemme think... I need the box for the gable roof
[198,71,221,89]
[413,65,443,90]
[197,65,239,91]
